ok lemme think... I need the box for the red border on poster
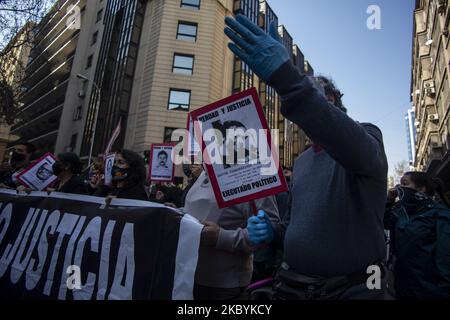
[190,87,288,208]
[148,143,176,183]
[16,152,57,190]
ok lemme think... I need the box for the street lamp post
[76,73,100,167]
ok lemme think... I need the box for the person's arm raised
[225,14,387,177]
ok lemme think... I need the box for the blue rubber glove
[224,14,290,83]
[247,210,274,246]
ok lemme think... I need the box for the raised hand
[225,14,290,82]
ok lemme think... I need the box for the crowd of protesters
[0,14,449,301]
[1,138,448,300]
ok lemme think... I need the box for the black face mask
[397,186,430,213]
[10,152,26,165]
[112,166,128,181]
[52,161,64,176]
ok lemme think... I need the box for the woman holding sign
[183,169,279,300]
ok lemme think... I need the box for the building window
[92,31,98,45]
[164,127,179,143]
[172,54,194,75]
[168,89,191,111]
[86,55,93,69]
[177,22,198,42]
[181,0,200,10]
[96,9,103,23]
[73,106,82,121]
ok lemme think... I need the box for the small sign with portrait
[16,152,58,191]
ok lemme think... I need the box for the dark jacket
[268,61,388,277]
[385,201,450,299]
[54,175,87,195]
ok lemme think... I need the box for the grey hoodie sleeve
[215,195,280,254]
[268,61,387,178]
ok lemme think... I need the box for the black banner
[0,190,201,300]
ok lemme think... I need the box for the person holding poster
[183,169,279,300]
[94,150,148,201]
[47,152,87,195]
[225,14,388,299]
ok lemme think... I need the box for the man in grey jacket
[225,14,388,299]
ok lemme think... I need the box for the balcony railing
[20,57,73,104]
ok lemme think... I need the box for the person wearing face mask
[0,140,36,189]
[225,14,388,299]
[97,149,148,201]
[384,172,450,300]
[47,153,87,195]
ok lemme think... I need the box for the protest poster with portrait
[185,113,202,162]
[16,152,58,191]
[190,88,288,208]
[149,144,175,183]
